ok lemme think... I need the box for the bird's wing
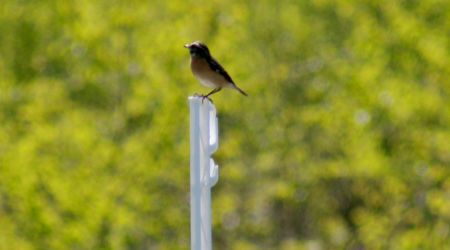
[207,56,234,83]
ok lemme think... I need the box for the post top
[188,95,215,106]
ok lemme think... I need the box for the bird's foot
[201,95,213,104]
[192,93,213,103]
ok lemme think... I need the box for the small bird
[184,41,247,102]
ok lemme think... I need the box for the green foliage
[1,0,450,249]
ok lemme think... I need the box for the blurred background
[1,0,450,249]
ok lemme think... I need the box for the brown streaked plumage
[184,41,247,101]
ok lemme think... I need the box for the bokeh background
[1,0,450,249]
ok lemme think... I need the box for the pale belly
[195,75,219,88]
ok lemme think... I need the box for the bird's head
[184,41,210,57]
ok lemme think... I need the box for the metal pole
[189,96,219,250]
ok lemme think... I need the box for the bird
[184,41,247,102]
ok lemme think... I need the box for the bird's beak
[184,44,190,48]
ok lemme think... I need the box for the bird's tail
[232,84,248,96]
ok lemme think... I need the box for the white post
[189,96,219,250]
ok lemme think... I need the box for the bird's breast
[190,56,229,88]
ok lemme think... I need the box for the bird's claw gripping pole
[192,93,214,104]
[189,95,219,250]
